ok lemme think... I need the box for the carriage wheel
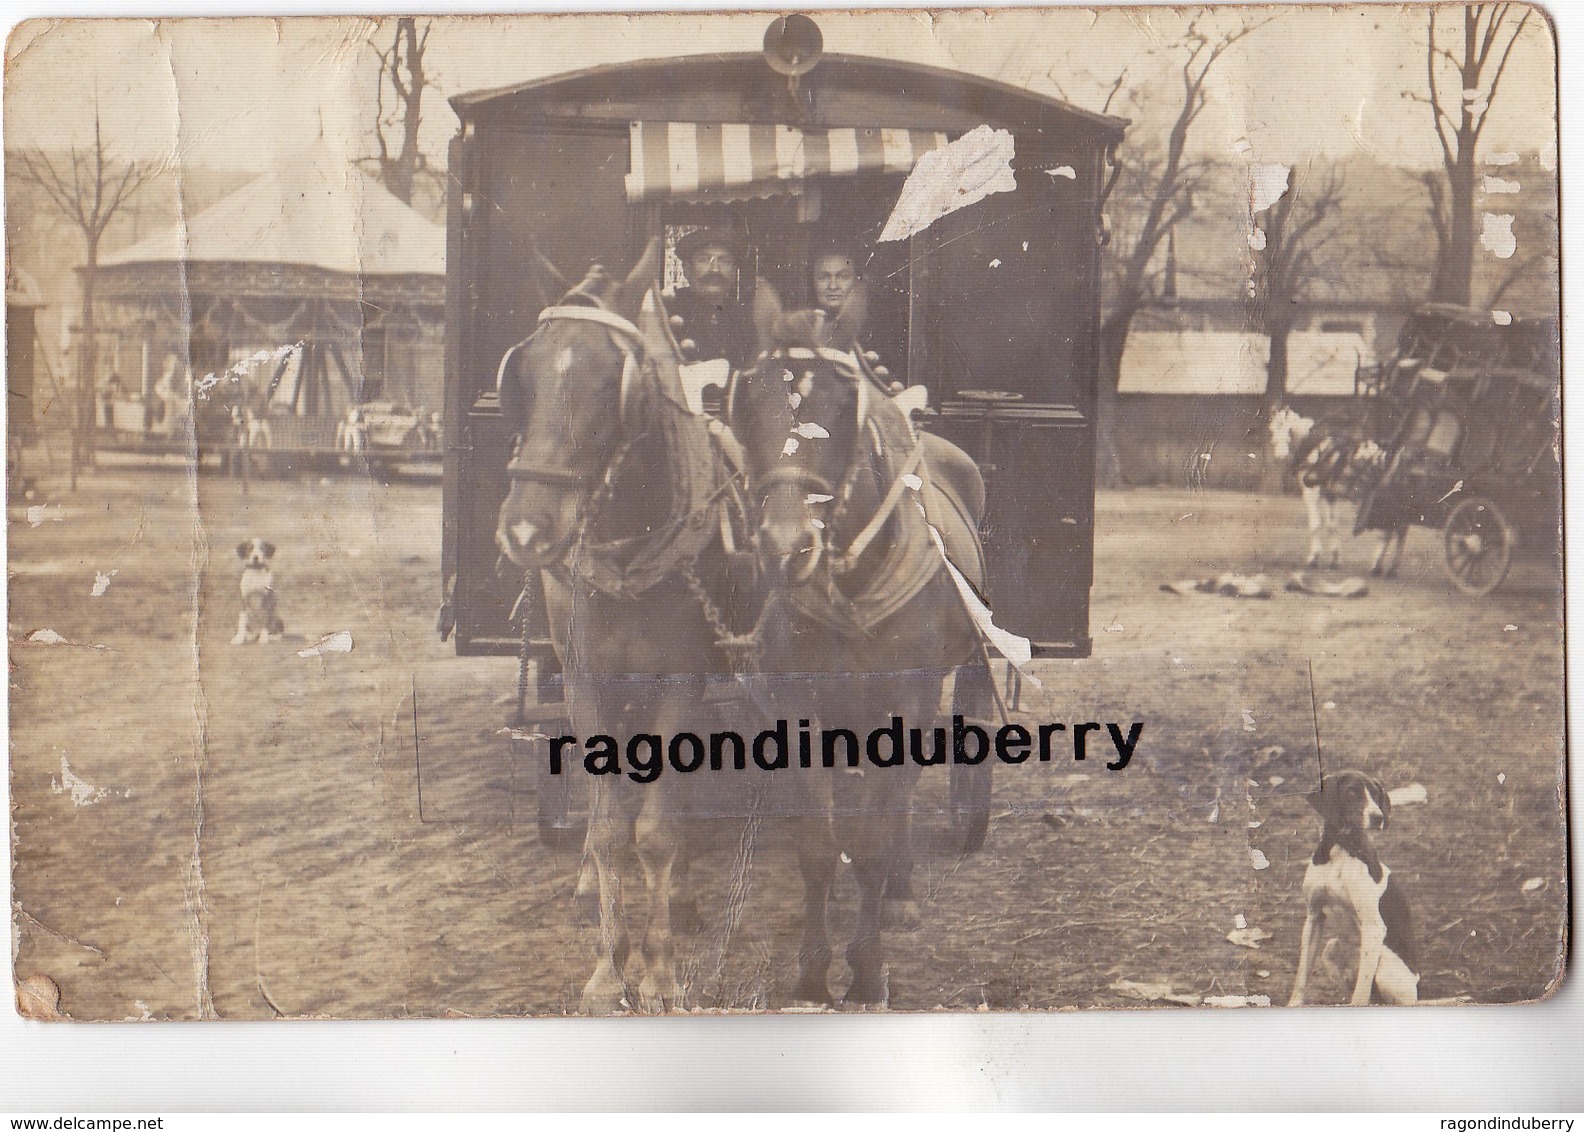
[1443,496,1514,596]
[948,762,993,853]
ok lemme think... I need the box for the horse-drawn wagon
[436,26,1124,1004]
[1335,304,1559,595]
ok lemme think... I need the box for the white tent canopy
[101,140,444,277]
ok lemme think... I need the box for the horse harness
[499,296,751,602]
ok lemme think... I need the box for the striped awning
[625,121,951,203]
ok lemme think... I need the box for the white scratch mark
[1234,913,1248,929]
[1492,309,1513,326]
[787,392,801,409]
[1486,151,1521,166]
[1497,772,1507,785]
[880,124,1017,242]
[1434,480,1464,504]
[1249,163,1290,213]
[781,437,800,457]
[1503,624,1518,632]
[1045,165,1077,180]
[1204,994,1271,1008]
[1241,710,1257,733]
[901,473,923,491]
[297,630,353,658]
[810,518,824,530]
[1480,213,1516,258]
[988,258,1001,268]
[52,755,109,806]
[804,493,833,505]
[1481,175,1520,194]
[194,342,303,400]
[1249,848,1270,871]
[1248,227,1267,250]
[1021,241,1029,251]
[1231,137,1252,156]
[1322,701,1337,710]
[91,570,118,597]
[1521,877,1546,893]
[1540,141,1557,171]
[26,504,63,527]
[791,422,830,440]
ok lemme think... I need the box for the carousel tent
[95,141,445,437]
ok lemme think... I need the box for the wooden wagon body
[440,42,1125,659]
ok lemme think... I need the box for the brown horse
[494,242,750,1012]
[725,285,993,1006]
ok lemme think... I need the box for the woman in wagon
[811,243,903,393]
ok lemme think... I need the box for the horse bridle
[742,345,920,579]
[499,300,647,489]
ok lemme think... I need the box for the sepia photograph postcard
[4,4,1567,1026]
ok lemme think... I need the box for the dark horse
[725,284,994,1006]
[494,242,749,1012]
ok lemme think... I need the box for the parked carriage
[1348,304,1560,595]
[439,23,1125,840]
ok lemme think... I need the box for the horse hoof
[577,987,631,1016]
[637,988,680,1014]
[882,897,922,930]
[841,973,889,1009]
[671,896,703,935]
[789,983,834,1008]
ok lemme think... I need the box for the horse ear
[528,240,571,309]
[752,280,785,354]
[828,280,869,347]
[615,239,662,318]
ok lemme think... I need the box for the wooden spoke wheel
[1443,496,1514,596]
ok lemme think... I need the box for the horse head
[494,240,661,567]
[730,284,873,585]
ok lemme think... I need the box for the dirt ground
[7,452,1568,1019]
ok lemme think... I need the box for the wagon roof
[451,53,1128,140]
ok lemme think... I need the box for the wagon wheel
[948,763,992,853]
[1443,496,1514,596]
[948,663,996,853]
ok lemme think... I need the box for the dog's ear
[1304,786,1327,815]
[1368,776,1391,830]
[261,542,277,559]
[236,542,250,560]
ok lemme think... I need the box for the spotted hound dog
[1288,770,1419,1006]
[231,538,285,645]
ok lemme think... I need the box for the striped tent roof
[625,121,949,202]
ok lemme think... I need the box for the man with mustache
[667,225,755,372]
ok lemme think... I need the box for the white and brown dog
[231,538,285,644]
[1289,770,1420,1006]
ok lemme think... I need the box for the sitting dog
[231,538,285,645]
[1289,770,1419,1006]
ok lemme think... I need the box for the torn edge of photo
[4,6,1565,1021]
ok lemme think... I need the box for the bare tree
[369,18,432,206]
[13,115,156,484]
[1413,4,1533,306]
[1090,17,1267,486]
[1251,164,1347,413]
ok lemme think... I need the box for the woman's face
[813,254,857,314]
